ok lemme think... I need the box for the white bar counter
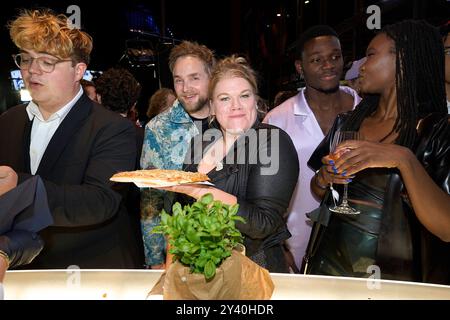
[3,270,450,300]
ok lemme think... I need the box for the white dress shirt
[264,86,361,270]
[26,87,83,174]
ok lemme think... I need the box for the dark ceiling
[0,0,448,113]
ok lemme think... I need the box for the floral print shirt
[140,100,199,266]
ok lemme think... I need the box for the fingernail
[346,178,352,183]
[341,170,347,177]
[333,167,338,174]
[329,160,335,165]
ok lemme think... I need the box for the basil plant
[152,193,246,280]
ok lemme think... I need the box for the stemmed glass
[329,131,361,215]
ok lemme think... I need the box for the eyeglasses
[12,53,73,73]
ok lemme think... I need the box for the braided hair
[341,20,446,148]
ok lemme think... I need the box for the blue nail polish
[346,178,352,183]
[329,160,335,165]
[333,168,338,174]
[342,170,347,177]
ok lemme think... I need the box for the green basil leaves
[152,193,246,280]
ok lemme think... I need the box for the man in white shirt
[0,9,144,269]
[26,89,83,175]
[264,25,361,271]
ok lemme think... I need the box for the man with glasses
[13,53,73,73]
[0,9,144,270]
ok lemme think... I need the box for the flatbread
[110,169,210,187]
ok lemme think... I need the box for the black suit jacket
[0,94,144,268]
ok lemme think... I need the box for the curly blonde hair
[9,9,93,64]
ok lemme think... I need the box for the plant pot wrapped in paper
[148,194,274,300]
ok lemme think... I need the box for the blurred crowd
[0,9,449,287]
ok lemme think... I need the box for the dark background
[0,0,448,120]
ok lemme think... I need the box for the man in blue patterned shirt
[140,41,215,268]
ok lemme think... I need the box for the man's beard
[180,95,209,115]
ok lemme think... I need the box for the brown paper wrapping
[148,250,274,300]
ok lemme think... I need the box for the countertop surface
[3,269,450,300]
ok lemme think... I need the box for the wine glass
[329,130,361,215]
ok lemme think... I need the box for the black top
[189,114,210,136]
[307,112,450,284]
[182,119,299,272]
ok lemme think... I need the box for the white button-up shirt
[26,87,83,174]
[264,86,361,269]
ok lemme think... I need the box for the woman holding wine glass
[305,20,450,284]
[327,131,362,215]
